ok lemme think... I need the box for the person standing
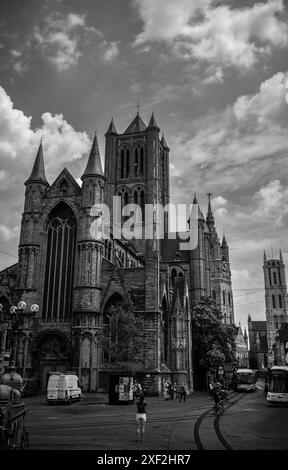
[136,394,147,442]
[179,383,187,402]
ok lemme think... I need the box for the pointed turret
[147,112,160,131]
[81,133,105,180]
[222,234,227,247]
[280,249,283,263]
[264,250,267,263]
[105,118,117,136]
[206,192,215,229]
[25,142,49,186]
[124,113,147,134]
[189,193,205,222]
[161,133,169,150]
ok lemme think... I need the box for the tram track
[194,392,246,450]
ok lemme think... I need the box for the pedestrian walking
[136,394,147,442]
[168,381,174,400]
[179,383,187,402]
[163,381,169,400]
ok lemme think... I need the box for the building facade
[0,113,235,394]
[263,251,288,366]
[247,315,268,370]
[235,323,249,367]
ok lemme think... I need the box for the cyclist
[211,382,226,413]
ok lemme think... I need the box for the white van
[47,372,81,405]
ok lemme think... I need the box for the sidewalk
[23,389,211,407]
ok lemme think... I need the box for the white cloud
[0,86,91,254]
[169,70,288,201]
[0,224,19,242]
[102,41,120,62]
[34,12,98,71]
[133,0,288,71]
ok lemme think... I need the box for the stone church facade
[0,112,234,394]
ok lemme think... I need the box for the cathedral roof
[82,133,105,179]
[124,113,147,134]
[25,142,49,186]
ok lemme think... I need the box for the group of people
[163,381,187,402]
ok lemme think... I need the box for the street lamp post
[0,301,39,376]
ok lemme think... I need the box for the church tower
[18,142,50,301]
[104,112,169,254]
[263,250,288,364]
[72,134,106,391]
[206,194,234,324]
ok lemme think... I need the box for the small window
[60,180,68,196]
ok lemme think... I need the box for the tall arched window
[171,268,177,288]
[42,202,76,323]
[273,272,277,285]
[278,294,283,309]
[103,293,124,363]
[268,269,272,286]
[140,147,144,175]
[140,190,145,221]
[121,149,124,179]
[126,149,130,177]
[222,291,226,305]
[135,147,139,176]
[272,294,276,309]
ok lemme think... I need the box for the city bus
[235,368,257,392]
[266,366,288,404]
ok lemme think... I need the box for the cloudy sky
[1,0,288,332]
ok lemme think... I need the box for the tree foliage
[191,296,237,371]
[101,303,147,370]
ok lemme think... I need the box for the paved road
[22,384,288,451]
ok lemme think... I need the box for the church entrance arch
[32,330,71,391]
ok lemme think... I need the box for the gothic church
[0,112,234,394]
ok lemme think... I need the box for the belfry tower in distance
[263,250,288,365]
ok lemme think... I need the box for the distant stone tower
[206,194,234,324]
[263,250,288,364]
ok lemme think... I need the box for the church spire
[264,250,267,263]
[81,133,105,180]
[280,249,283,263]
[147,112,160,131]
[206,192,215,229]
[106,118,117,135]
[161,133,169,150]
[25,141,49,186]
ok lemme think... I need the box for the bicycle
[212,400,224,415]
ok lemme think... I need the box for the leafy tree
[191,296,237,375]
[101,302,147,370]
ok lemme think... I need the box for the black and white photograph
[0,0,288,459]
